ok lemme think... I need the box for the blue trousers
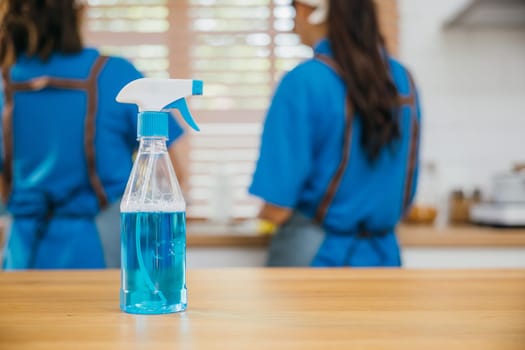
[266,213,402,267]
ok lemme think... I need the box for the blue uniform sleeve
[167,113,184,147]
[249,71,313,208]
[101,57,144,150]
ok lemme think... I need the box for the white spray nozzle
[116,78,203,131]
[116,78,202,111]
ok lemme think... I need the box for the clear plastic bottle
[116,78,202,314]
[120,135,187,314]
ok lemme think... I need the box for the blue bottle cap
[138,111,169,138]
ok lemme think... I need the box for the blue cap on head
[138,111,169,138]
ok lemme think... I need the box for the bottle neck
[138,137,168,153]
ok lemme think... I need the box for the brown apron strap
[315,54,342,76]
[84,55,109,209]
[0,55,110,209]
[1,69,15,202]
[313,54,355,224]
[401,72,420,213]
[10,77,87,91]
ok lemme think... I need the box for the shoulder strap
[0,55,110,209]
[401,71,420,213]
[84,55,109,209]
[313,54,355,224]
[1,69,15,202]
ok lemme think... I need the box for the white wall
[399,0,525,199]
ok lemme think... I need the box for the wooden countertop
[2,222,525,251]
[397,225,525,247]
[186,223,525,248]
[1,269,524,349]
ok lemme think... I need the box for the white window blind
[84,0,397,221]
[84,0,311,221]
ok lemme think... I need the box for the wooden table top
[1,269,524,349]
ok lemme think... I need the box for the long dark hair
[0,0,83,69]
[328,0,400,161]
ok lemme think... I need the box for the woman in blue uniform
[249,0,422,267]
[0,0,185,269]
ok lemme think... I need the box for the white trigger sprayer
[116,78,203,314]
[116,78,202,131]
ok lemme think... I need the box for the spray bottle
[116,78,202,314]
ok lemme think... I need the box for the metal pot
[492,164,525,204]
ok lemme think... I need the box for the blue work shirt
[250,39,421,236]
[0,48,184,217]
[0,48,184,269]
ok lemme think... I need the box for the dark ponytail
[328,0,400,161]
[0,0,83,69]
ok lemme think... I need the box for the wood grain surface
[1,269,524,349]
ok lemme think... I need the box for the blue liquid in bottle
[120,211,187,314]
